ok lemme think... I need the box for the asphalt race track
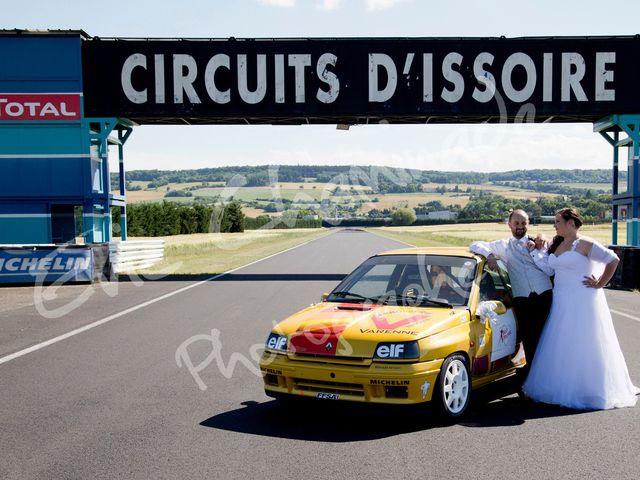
[1,230,639,479]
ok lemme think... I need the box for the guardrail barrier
[109,240,165,274]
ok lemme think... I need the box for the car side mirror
[476,300,507,322]
[492,301,507,315]
[321,293,329,302]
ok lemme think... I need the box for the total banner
[0,247,93,283]
[82,36,640,124]
[0,93,81,121]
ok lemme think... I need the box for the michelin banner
[0,247,93,283]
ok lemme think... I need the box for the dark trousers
[512,289,553,381]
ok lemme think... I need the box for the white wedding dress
[523,240,640,410]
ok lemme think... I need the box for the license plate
[316,392,340,400]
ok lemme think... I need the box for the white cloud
[317,0,342,11]
[257,0,296,7]
[259,124,612,173]
[365,0,407,11]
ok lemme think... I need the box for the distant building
[416,211,459,221]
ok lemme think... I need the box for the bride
[523,207,639,410]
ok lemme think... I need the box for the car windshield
[328,254,477,307]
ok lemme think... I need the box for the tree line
[457,192,610,222]
[112,201,322,237]
[112,202,242,237]
[113,165,619,193]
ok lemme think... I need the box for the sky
[4,0,640,173]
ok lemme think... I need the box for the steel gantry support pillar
[82,117,135,243]
[595,114,640,247]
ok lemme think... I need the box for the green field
[125,178,603,218]
[560,182,612,191]
[188,183,371,202]
[368,222,622,247]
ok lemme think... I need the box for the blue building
[0,30,131,282]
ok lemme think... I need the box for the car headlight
[374,341,420,360]
[265,333,288,352]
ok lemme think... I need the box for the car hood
[274,302,468,357]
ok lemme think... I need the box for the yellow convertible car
[260,247,522,417]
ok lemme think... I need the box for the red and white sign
[0,93,81,120]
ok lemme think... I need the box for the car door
[471,261,518,376]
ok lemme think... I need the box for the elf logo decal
[372,314,430,330]
[0,94,81,120]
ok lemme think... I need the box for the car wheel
[435,354,471,418]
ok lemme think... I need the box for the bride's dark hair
[548,208,584,254]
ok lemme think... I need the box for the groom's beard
[513,228,527,239]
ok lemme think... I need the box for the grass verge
[368,222,619,247]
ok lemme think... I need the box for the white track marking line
[0,231,333,366]
[610,309,640,323]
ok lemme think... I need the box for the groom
[469,209,552,383]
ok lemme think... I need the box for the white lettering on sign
[173,54,201,104]
[6,102,24,116]
[121,53,147,104]
[75,257,91,270]
[561,52,588,102]
[52,257,65,270]
[472,52,496,103]
[274,54,285,104]
[5,258,21,272]
[155,54,165,103]
[502,52,537,103]
[542,53,554,102]
[205,54,231,104]
[0,94,81,120]
[21,258,39,270]
[238,54,267,104]
[441,52,464,103]
[40,102,62,116]
[289,54,311,103]
[369,53,397,102]
[0,254,92,274]
[423,53,433,102]
[316,53,340,104]
[118,50,618,108]
[595,52,616,101]
[38,258,52,271]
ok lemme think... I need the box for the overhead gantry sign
[82,36,640,125]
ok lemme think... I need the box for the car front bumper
[260,352,444,404]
